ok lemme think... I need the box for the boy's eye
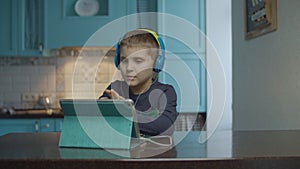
[134,58,144,63]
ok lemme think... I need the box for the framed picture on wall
[245,0,277,40]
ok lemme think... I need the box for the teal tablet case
[59,99,140,149]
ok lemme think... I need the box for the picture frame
[245,0,277,40]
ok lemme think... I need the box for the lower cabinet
[0,118,64,136]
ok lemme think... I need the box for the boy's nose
[126,60,134,71]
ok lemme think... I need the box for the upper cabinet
[0,0,44,56]
[0,0,17,56]
[157,0,206,53]
[0,0,158,56]
[0,0,138,56]
[44,0,137,49]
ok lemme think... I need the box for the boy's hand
[104,89,125,100]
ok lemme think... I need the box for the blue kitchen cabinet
[0,119,40,136]
[17,0,45,56]
[1,0,156,55]
[0,118,64,136]
[40,118,64,132]
[157,0,206,113]
[0,0,44,56]
[0,0,18,56]
[40,118,56,132]
[44,0,137,49]
[55,118,64,132]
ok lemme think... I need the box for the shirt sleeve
[138,85,178,136]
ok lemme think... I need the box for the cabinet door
[0,119,40,136]
[0,0,44,57]
[40,118,56,132]
[0,0,18,56]
[55,118,64,132]
[161,53,206,112]
[158,0,206,113]
[45,0,133,49]
[17,0,44,56]
[39,118,64,132]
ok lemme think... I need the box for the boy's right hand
[103,89,125,100]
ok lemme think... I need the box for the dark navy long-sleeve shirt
[99,80,178,136]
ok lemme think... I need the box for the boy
[99,29,178,136]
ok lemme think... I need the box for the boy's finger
[119,95,126,100]
[105,90,112,98]
[100,97,109,100]
[110,89,119,99]
[110,90,125,100]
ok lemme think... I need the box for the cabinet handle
[35,121,39,132]
[39,43,44,53]
[45,123,50,128]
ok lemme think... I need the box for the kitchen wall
[232,0,300,130]
[0,63,56,108]
[0,48,117,109]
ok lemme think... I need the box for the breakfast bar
[1,130,300,169]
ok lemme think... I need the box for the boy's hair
[119,29,160,59]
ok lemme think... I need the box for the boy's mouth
[126,76,136,81]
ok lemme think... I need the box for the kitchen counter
[1,130,300,169]
[0,109,63,118]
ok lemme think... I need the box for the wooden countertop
[1,131,300,169]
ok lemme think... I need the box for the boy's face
[119,46,156,92]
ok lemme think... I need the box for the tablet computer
[59,99,143,149]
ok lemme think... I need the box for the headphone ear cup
[114,43,120,69]
[154,54,165,72]
[154,36,165,72]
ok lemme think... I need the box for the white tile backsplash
[0,93,3,107]
[0,75,13,92]
[20,66,39,75]
[95,84,109,96]
[4,93,21,108]
[12,76,30,92]
[4,67,21,75]
[47,74,56,92]
[38,65,56,75]
[62,75,74,92]
[0,50,116,109]
[0,65,56,108]
[30,75,49,92]
[73,83,97,93]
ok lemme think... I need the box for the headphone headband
[136,29,161,47]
